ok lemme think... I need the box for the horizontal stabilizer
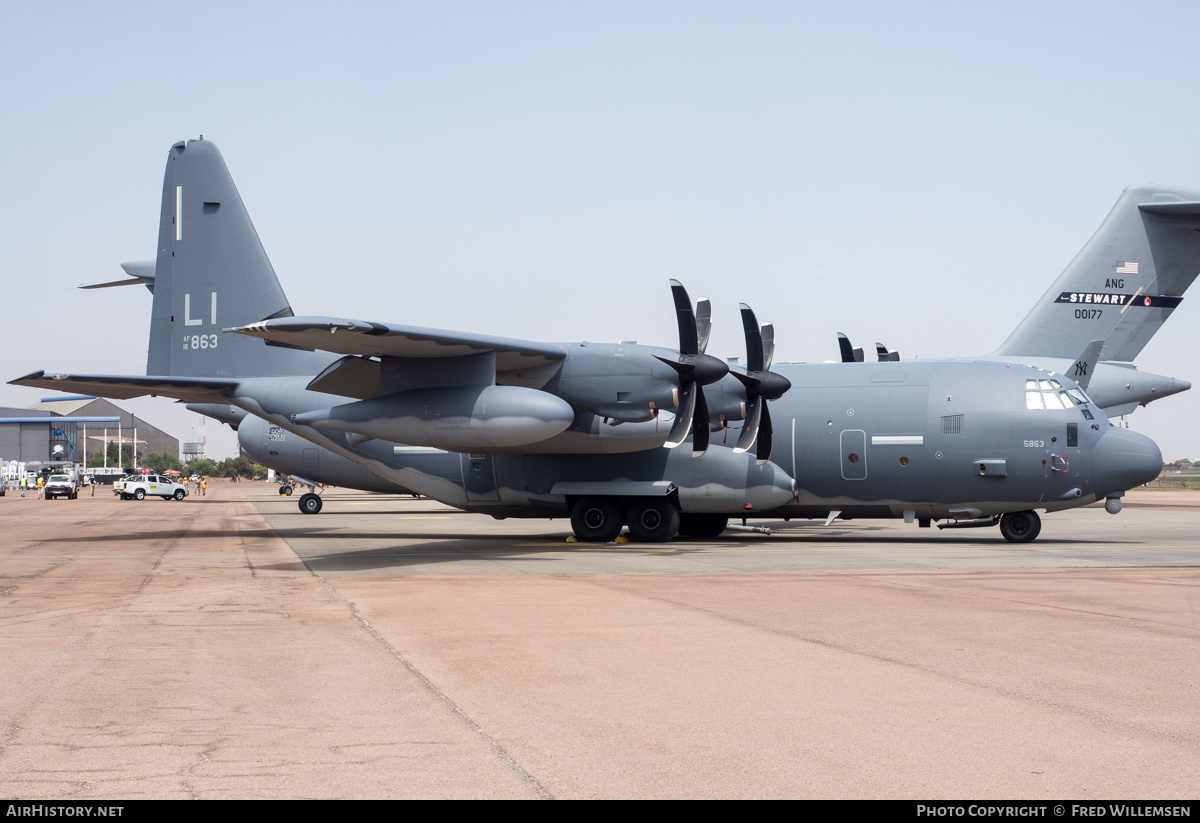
[80,260,157,291]
[1137,201,1200,215]
[8,371,237,404]
[227,316,567,372]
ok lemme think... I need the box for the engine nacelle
[293,385,575,451]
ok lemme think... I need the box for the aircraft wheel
[999,510,1041,543]
[299,493,323,515]
[570,497,623,543]
[627,498,681,543]
[678,514,728,539]
[174,489,186,501]
[134,489,145,501]
[280,485,293,496]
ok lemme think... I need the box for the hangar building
[0,396,180,465]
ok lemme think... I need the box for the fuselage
[235,358,1162,523]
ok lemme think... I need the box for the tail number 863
[184,334,219,350]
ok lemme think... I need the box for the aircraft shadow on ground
[251,527,1131,574]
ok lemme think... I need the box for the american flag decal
[1116,261,1139,274]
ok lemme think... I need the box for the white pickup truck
[44,474,77,500]
[116,474,189,501]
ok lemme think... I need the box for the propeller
[837,333,864,363]
[656,280,729,456]
[875,342,900,362]
[731,304,792,464]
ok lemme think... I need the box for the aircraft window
[899,456,910,467]
[1043,392,1065,410]
[1038,380,1055,391]
[848,453,860,464]
[1066,387,1090,405]
[1026,392,1045,410]
[1049,379,1063,389]
[1026,379,1039,391]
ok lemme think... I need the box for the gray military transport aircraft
[12,138,1169,543]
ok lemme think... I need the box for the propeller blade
[755,403,774,465]
[889,350,900,362]
[761,322,775,370]
[692,387,711,456]
[663,383,697,448]
[837,333,855,363]
[876,343,889,362]
[669,279,699,355]
[853,347,864,363]
[733,396,762,454]
[739,304,765,372]
[696,298,712,354]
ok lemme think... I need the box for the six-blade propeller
[730,304,792,464]
[656,280,730,456]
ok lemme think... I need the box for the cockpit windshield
[1025,378,1092,410]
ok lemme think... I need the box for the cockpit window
[1025,379,1092,410]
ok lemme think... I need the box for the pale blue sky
[3,1,1197,459]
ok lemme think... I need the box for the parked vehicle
[44,474,77,500]
[118,475,189,501]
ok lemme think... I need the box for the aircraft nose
[237,416,267,462]
[1093,427,1162,497]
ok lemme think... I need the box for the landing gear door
[461,453,500,502]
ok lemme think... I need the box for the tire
[299,493,323,514]
[570,497,623,543]
[279,485,293,496]
[626,498,681,543]
[174,489,186,500]
[999,510,1041,543]
[120,493,131,501]
[134,489,145,501]
[678,514,728,539]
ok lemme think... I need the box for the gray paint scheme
[12,138,1174,541]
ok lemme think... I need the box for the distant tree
[185,458,218,477]
[217,456,265,479]
[142,452,182,474]
[92,443,135,470]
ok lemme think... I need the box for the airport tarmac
[1,482,1198,799]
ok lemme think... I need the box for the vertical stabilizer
[147,139,331,378]
[993,184,1200,361]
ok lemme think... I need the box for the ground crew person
[201,478,207,496]
[19,476,26,497]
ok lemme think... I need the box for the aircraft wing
[8,371,238,404]
[225,317,567,371]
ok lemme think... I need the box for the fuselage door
[840,429,867,480]
[461,453,500,502]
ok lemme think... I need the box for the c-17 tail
[980,183,1198,415]
[993,183,1200,362]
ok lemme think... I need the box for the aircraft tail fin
[992,184,1200,361]
[146,138,331,378]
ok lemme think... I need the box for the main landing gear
[569,497,726,544]
[299,492,323,515]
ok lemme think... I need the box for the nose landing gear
[999,510,1041,543]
